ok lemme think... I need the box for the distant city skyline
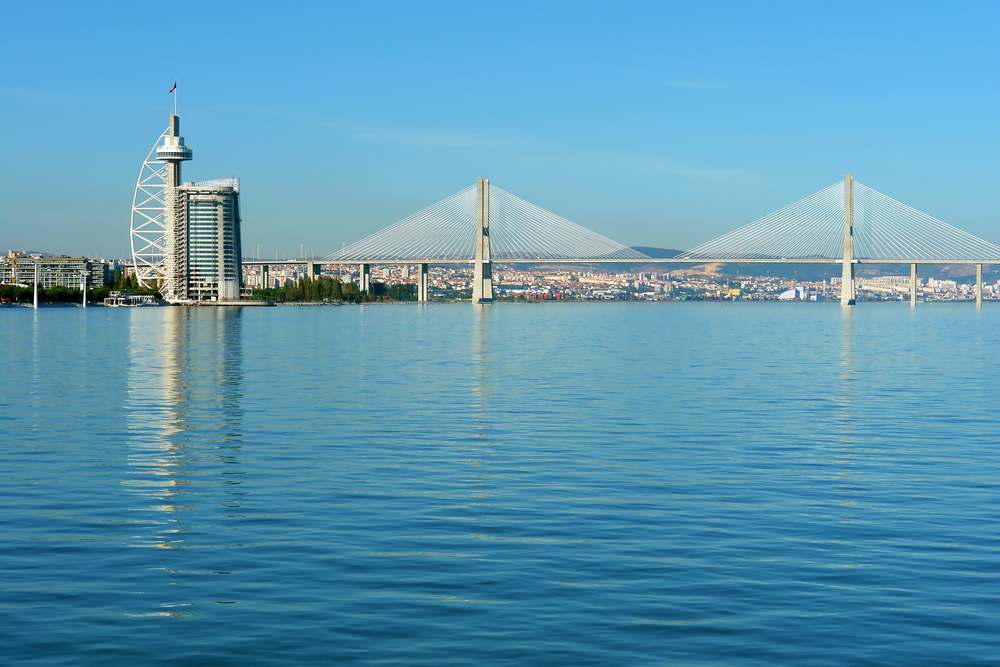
[2,1,998,259]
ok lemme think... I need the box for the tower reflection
[838,306,855,426]
[472,304,492,440]
[123,307,245,549]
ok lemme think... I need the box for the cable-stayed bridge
[247,176,1000,306]
[324,181,647,263]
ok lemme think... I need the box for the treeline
[251,275,417,303]
[1,269,162,304]
[111,270,162,297]
[0,285,114,304]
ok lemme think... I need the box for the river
[2,303,997,665]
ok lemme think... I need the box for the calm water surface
[1,303,998,665]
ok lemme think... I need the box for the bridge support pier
[472,177,494,304]
[911,263,917,306]
[360,263,370,293]
[840,174,856,306]
[418,263,429,302]
[976,264,983,307]
[262,265,269,290]
[308,262,321,281]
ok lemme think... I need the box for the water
[2,303,997,665]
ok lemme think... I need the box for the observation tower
[130,99,243,303]
[157,115,192,300]
[129,110,192,294]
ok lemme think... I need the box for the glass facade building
[175,180,243,301]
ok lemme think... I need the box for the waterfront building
[89,259,113,288]
[174,179,243,301]
[1,254,110,289]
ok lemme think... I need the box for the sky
[1,1,998,259]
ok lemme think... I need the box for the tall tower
[472,177,493,303]
[841,174,855,306]
[156,114,193,300]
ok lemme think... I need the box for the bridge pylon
[472,177,493,303]
[418,263,429,302]
[841,174,856,306]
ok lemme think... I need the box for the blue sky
[2,1,998,258]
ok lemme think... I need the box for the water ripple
[1,304,998,665]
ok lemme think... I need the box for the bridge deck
[241,258,996,266]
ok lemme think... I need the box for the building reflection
[123,307,245,549]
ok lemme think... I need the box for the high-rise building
[154,113,242,302]
[176,179,243,301]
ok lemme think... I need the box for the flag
[169,80,176,93]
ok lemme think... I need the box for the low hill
[493,244,997,283]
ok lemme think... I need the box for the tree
[387,283,417,301]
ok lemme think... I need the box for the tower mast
[156,97,193,301]
[473,178,493,303]
[840,174,855,306]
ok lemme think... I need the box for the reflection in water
[7,303,998,660]
[468,304,499,506]
[123,307,245,549]
[836,307,857,502]
[472,305,491,439]
[838,306,855,424]
[29,311,40,410]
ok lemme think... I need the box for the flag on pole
[169,80,177,93]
